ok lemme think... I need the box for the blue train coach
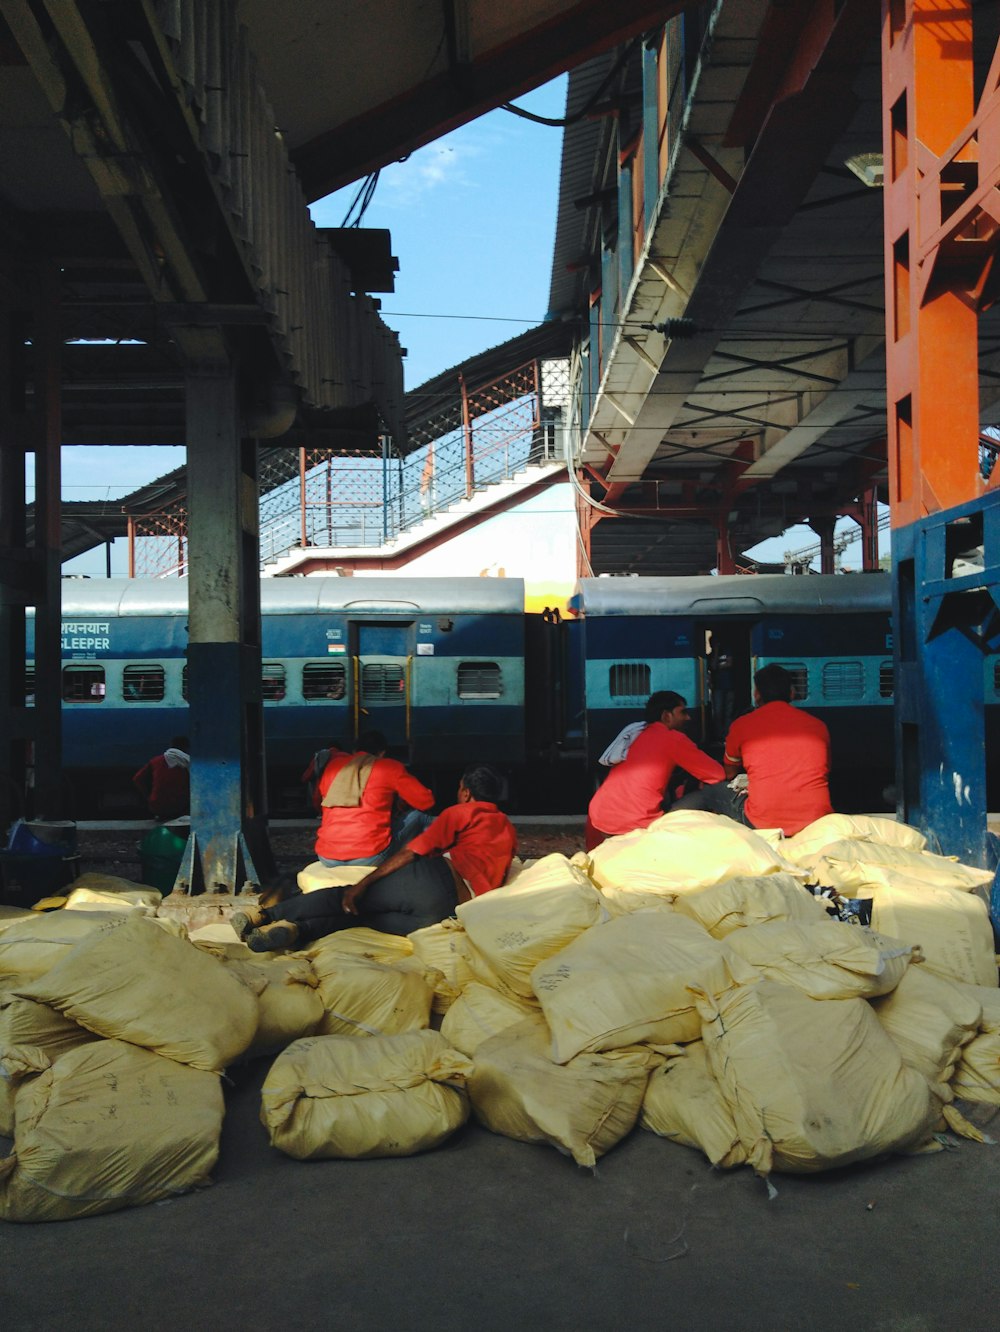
[29,577,528,814]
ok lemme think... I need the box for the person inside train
[671,663,833,836]
[231,764,516,950]
[311,729,436,868]
[132,735,190,821]
[585,692,724,851]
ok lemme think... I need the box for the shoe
[246,920,300,953]
[230,906,267,940]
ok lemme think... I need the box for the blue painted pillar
[892,492,1000,877]
[180,360,270,896]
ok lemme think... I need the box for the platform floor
[2,1056,997,1331]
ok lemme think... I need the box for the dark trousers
[265,855,458,943]
[670,780,753,826]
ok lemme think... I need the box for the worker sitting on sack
[311,730,435,868]
[232,764,516,951]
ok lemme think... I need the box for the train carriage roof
[575,574,892,617]
[54,577,526,617]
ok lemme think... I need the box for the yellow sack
[456,854,607,999]
[468,1019,660,1169]
[724,920,915,1001]
[860,875,997,988]
[805,841,994,893]
[222,956,325,1058]
[408,918,476,1013]
[870,966,982,1090]
[0,1039,223,1222]
[674,872,829,938]
[531,911,750,1063]
[304,926,414,968]
[296,862,370,893]
[260,1030,471,1159]
[696,980,938,1176]
[311,955,435,1037]
[0,911,123,985]
[952,985,1000,1104]
[0,907,34,935]
[63,872,162,914]
[439,981,543,1057]
[15,914,258,1072]
[0,993,101,1132]
[641,1042,746,1168]
[782,814,927,863]
[588,810,802,904]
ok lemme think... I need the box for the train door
[351,621,412,753]
[700,622,754,747]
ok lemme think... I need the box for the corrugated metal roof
[577,572,891,616]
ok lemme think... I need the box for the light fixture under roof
[844,153,884,187]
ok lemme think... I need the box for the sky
[52,72,882,575]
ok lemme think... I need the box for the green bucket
[139,823,190,894]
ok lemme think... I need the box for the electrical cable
[499,39,642,127]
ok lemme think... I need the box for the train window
[773,662,808,701]
[123,664,165,702]
[303,662,347,700]
[361,662,405,701]
[63,664,105,702]
[609,663,651,699]
[181,664,188,700]
[993,660,1000,695]
[879,660,894,698]
[822,660,865,702]
[457,662,503,699]
[262,663,287,701]
[25,664,35,703]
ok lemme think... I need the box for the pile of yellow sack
[2,809,997,1221]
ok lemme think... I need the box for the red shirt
[407,800,517,897]
[588,722,724,836]
[133,755,189,820]
[725,700,833,836]
[316,754,434,861]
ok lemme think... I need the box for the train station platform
[2,1053,996,1331]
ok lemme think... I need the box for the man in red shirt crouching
[671,663,833,836]
[233,765,516,951]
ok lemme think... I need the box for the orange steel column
[882,0,978,526]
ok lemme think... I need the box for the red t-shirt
[724,700,833,835]
[407,800,517,897]
[133,755,189,819]
[316,754,434,861]
[588,722,724,837]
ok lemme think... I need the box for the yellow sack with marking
[440,981,543,1056]
[303,925,414,967]
[0,1039,223,1222]
[0,993,100,1135]
[14,914,258,1071]
[408,917,476,1012]
[468,1019,660,1168]
[311,954,435,1037]
[260,1030,471,1159]
[696,980,938,1176]
[859,875,997,988]
[673,872,829,938]
[456,854,607,999]
[724,920,915,1000]
[641,1041,745,1168]
[531,910,750,1063]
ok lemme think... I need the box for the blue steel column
[179,360,269,896]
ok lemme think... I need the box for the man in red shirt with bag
[233,764,516,950]
[671,663,833,836]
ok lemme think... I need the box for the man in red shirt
[233,765,516,950]
[314,730,434,866]
[672,663,833,836]
[586,692,724,850]
[132,736,190,820]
